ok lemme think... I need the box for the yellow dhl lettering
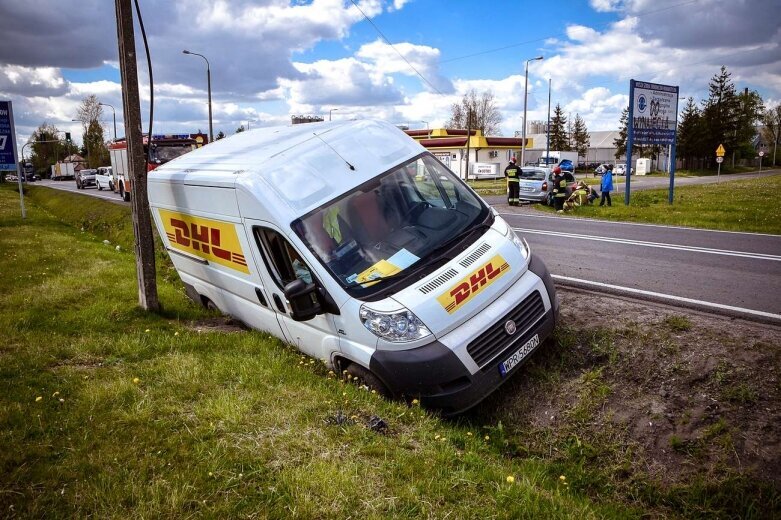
[159,209,249,274]
[436,254,510,314]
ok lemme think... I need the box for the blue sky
[1,0,779,149]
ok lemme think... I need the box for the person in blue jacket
[599,164,614,206]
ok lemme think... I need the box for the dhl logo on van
[159,209,249,274]
[436,254,510,314]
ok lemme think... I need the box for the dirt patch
[472,287,781,489]
[185,316,248,334]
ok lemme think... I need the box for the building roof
[405,128,530,149]
[525,130,621,150]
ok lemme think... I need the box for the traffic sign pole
[759,150,765,172]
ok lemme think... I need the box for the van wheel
[120,183,130,202]
[345,363,391,398]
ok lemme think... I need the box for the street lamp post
[182,50,213,143]
[329,108,339,121]
[98,102,117,140]
[521,56,543,167]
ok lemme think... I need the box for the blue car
[558,159,575,172]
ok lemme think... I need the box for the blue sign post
[0,100,18,170]
[0,100,25,217]
[625,80,679,205]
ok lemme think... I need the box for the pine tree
[676,97,704,169]
[572,114,590,161]
[215,130,226,140]
[701,66,740,165]
[549,104,569,151]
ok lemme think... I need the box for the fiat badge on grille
[504,320,517,335]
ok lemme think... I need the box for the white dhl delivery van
[148,119,559,414]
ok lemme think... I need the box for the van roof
[152,119,424,222]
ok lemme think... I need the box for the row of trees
[548,105,590,160]
[676,66,768,169]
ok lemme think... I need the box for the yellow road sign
[716,144,726,157]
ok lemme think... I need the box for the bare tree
[445,89,502,135]
[761,104,781,166]
[76,94,104,127]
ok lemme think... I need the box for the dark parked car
[76,169,97,189]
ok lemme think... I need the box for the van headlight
[506,227,530,260]
[359,305,431,342]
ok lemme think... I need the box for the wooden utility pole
[115,0,160,312]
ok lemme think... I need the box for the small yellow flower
[238,473,243,478]
[58,398,65,403]
[434,434,441,440]
[484,435,490,441]
[52,391,60,397]
[208,472,213,477]
[145,329,150,333]
[559,475,566,481]
[411,399,419,405]
[506,475,515,484]
[174,331,179,336]
[466,432,473,436]
[439,437,446,442]
[371,389,376,394]
[132,377,140,384]
[35,396,43,402]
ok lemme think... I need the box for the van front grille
[467,291,545,368]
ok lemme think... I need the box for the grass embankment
[539,173,781,234]
[1,185,777,518]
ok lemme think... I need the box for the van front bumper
[369,304,555,415]
[369,253,558,415]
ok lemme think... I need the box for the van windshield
[292,153,489,295]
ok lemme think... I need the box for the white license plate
[498,334,540,377]
[519,185,534,191]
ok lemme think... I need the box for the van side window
[254,228,313,287]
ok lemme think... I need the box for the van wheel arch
[335,357,392,398]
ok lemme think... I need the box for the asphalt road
[497,206,781,323]
[32,172,781,323]
[37,179,126,204]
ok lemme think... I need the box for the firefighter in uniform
[552,166,568,212]
[504,156,521,206]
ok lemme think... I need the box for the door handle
[272,294,286,313]
[254,287,268,307]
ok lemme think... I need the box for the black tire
[98,183,103,191]
[109,181,114,192]
[345,363,391,398]
[120,183,130,202]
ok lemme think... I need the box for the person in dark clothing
[600,164,614,206]
[552,166,567,212]
[504,156,521,206]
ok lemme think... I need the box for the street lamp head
[182,49,191,54]
[533,55,544,61]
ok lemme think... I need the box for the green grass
[537,173,781,234]
[1,184,777,518]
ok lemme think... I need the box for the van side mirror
[283,279,322,321]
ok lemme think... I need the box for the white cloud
[590,0,622,12]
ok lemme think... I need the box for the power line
[349,0,444,95]
[441,0,703,64]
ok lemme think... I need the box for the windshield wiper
[422,214,494,264]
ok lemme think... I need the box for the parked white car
[614,163,634,176]
[95,166,114,191]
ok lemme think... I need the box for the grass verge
[536,173,781,234]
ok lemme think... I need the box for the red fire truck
[108,133,205,201]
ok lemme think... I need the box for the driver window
[255,228,314,287]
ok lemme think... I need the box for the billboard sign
[0,100,19,171]
[630,81,679,146]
